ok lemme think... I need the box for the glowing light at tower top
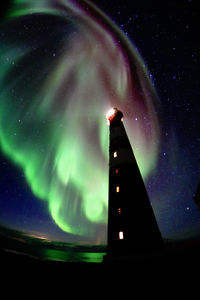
[106,108,124,125]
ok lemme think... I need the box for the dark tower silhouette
[106,108,163,255]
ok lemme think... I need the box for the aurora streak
[0,0,160,244]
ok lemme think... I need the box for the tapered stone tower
[106,108,163,254]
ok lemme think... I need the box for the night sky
[0,0,200,244]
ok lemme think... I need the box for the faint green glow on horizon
[0,0,160,244]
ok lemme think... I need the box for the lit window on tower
[116,186,120,193]
[113,151,117,158]
[119,231,124,240]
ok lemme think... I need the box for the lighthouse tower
[106,108,163,254]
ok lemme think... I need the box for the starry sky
[98,0,200,240]
[0,0,200,244]
[100,0,200,240]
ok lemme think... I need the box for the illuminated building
[106,108,163,254]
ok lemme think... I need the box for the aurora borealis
[0,0,160,243]
[0,0,200,246]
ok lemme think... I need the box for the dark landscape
[1,225,200,289]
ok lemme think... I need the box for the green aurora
[0,0,160,243]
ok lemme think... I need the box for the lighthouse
[106,108,163,255]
